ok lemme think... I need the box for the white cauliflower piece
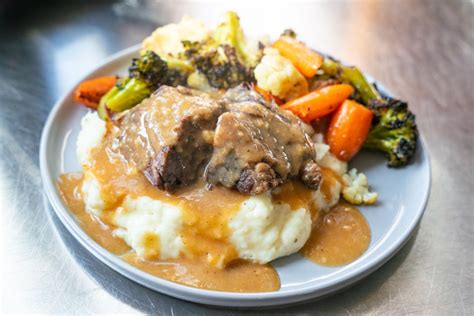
[142,16,209,58]
[254,48,308,100]
[342,168,378,205]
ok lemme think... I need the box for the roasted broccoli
[98,51,187,118]
[185,43,255,89]
[181,11,260,89]
[364,99,418,167]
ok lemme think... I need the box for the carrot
[254,85,284,105]
[326,99,373,161]
[272,36,323,78]
[282,84,353,122]
[74,76,117,109]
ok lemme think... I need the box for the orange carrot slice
[282,84,353,122]
[326,99,373,161]
[74,76,117,109]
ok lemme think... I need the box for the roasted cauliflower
[254,48,308,100]
[342,168,378,205]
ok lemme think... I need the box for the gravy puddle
[301,203,371,266]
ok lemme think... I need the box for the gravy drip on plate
[301,203,371,266]
[124,253,280,292]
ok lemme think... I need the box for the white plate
[40,45,431,307]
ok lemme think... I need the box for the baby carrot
[326,99,373,161]
[282,84,354,122]
[74,76,117,109]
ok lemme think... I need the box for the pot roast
[113,85,321,195]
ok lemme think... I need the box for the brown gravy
[57,173,129,255]
[57,172,280,292]
[124,253,280,292]
[301,203,371,266]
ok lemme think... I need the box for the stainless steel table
[1,0,473,314]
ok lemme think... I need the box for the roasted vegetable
[282,84,353,122]
[185,43,255,89]
[74,76,117,109]
[326,99,373,161]
[97,77,150,119]
[213,11,259,66]
[98,51,187,118]
[254,48,308,100]
[273,36,323,78]
[364,98,418,167]
[320,57,382,105]
[181,12,260,89]
[319,57,418,166]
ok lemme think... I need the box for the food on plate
[73,76,117,109]
[63,12,418,292]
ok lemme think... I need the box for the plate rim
[39,45,432,307]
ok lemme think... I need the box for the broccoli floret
[181,12,260,89]
[188,44,255,89]
[129,50,168,89]
[98,77,151,119]
[364,99,418,167]
[98,51,188,119]
[213,11,259,66]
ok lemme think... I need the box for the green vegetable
[181,11,261,89]
[98,77,150,118]
[213,11,258,66]
[99,51,188,118]
[185,43,255,89]
[364,99,418,167]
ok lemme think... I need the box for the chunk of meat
[114,86,224,192]
[206,95,321,195]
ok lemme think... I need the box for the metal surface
[1,0,473,314]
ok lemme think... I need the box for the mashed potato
[76,111,106,167]
[76,113,339,265]
[229,194,311,263]
[114,196,184,260]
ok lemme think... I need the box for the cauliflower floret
[254,48,308,100]
[342,168,378,205]
[142,16,209,58]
